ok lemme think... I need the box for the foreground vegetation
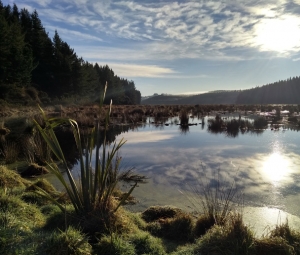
[2,165,300,255]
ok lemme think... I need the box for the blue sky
[4,0,300,96]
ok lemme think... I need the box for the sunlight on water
[262,152,291,183]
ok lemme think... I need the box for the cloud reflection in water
[113,126,300,217]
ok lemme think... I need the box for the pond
[47,114,300,236]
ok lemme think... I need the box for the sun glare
[254,16,300,53]
[262,152,290,183]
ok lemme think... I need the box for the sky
[3,0,300,96]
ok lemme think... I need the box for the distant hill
[142,90,240,105]
[142,77,300,105]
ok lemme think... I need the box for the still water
[51,115,300,235]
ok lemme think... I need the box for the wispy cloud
[93,63,177,78]
[7,0,300,63]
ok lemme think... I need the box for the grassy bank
[1,166,300,255]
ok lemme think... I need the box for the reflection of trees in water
[54,124,140,168]
[207,116,264,138]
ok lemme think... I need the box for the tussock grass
[41,226,92,255]
[95,233,136,255]
[187,170,242,227]
[0,165,29,189]
[254,237,294,255]
[142,206,183,222]
[194,213,255,255]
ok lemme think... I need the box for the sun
[254,16,300,53]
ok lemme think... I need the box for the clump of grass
[0,165,29,189]
[254,237,294,255]
[268,221,300,254]
[194,213,255,255]
[41,226,92,255]
[0,191,45,230]
[142,206,183,222]
[142,206,194,242]
[188,170,242,227]
[129,231,166,255]
[194,214,216,236]
[159,212,194,242]
[95,233,136,255]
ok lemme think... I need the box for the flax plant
[34,83,143,215]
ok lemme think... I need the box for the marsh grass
[267,221,300,255]
[186,169,242,227]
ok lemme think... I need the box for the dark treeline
[0,2,141,105]
[236,77,300,104]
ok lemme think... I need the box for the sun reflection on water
[262,152,291,183]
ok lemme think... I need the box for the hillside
[142,78,300,105]
[142,91,240,105]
